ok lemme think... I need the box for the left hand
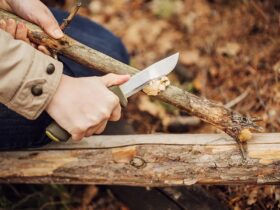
[0,18,51,55]
[2,0,63,39]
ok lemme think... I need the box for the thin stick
[51,2,82,59]
[250,1,269,22]
[60,1,82,31]
[225,89,250,109]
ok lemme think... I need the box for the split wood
[0,133,279,185]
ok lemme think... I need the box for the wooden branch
[0,9,262,143]
[60,1,82,31]
[0,133,279,185]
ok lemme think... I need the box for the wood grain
[0,133,279,185]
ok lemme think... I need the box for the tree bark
[0,133,279,185]
[0,9,261,141]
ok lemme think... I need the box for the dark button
[46,63,55,75]
[31,85,43,96]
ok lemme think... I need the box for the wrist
[46,74,70,114]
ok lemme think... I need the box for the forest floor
[1,0,280,209]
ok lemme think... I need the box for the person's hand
[46,74,130,141]
[1,0,63,39]
[0,19,51,55]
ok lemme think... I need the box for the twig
[51,2,82,59]
[39,200,77,210]
[225,89,250,109]
[250,1,269,22]
[11,192,41,209]
[60,1,82,31]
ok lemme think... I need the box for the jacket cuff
[6,50,63,120]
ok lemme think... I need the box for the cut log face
[0,133,279,185]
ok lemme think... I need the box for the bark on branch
[0,133,279,185]
[0,9,262,144]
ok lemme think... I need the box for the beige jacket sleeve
[0,29,63,120]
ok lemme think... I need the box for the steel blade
[120,53,179,97]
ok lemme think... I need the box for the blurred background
[1,0,280,209]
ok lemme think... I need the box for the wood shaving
[238,129,253,142]
[143,76,170,96]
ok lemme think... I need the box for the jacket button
[31,85,43,96]
[46,63,55,75]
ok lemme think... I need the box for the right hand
[46,74,130,141]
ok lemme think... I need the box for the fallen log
[0,133,279,185]
[0,9,261,143]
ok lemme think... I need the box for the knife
[46,53,179,142]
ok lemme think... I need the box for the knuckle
[88,116,99,125]
[100,109,111,119]
[72,123,89,134]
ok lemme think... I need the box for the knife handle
[45,86,127,142]
[109,86,128,107]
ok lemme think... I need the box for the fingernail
[53,28,63,39]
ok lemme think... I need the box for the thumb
[100,73,130,87]
[9,0,64,39]
[34,8,63,39]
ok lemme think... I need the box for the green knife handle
[45,86,127,142]
[46,122,70,142]
[109,86,128,107]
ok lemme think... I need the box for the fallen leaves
[82,186,98,209]
[216,42,241,57]
[180,50,200,66]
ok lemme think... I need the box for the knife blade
[121,53,179,97]
[109,53,179,106]
[46,53,179,142]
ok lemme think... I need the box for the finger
[109,104,122,122]
[85,120,107,137]
[71,132,85,141]
[84,126,98,137]
[38,45,51,56]
[33,4,63,39]
[6,19,16,37]
[100,73,130,87]
[95,120,108,135]
[15,22,29,43]
[0,19,7,31]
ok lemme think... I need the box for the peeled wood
[0,133,280,185]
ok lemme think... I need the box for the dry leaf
[180,50,200,65]
[82,185,99,208]
[247,187,258,205]
[217,42,241,57]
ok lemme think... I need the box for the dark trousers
[0,8,129,149]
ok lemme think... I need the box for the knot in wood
[130,157,146,169]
